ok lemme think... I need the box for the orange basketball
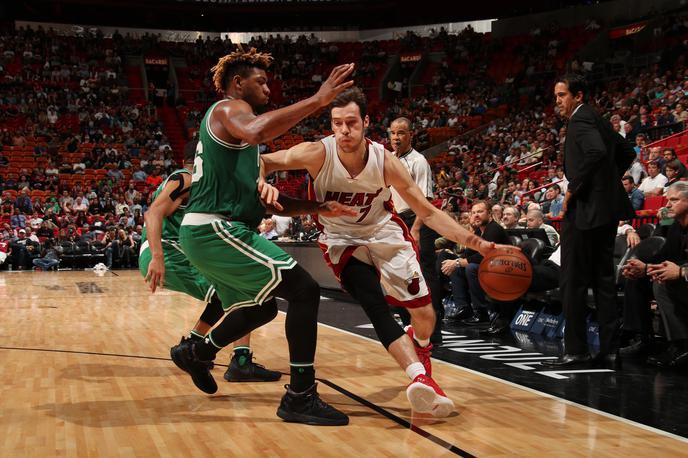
[478,247,533,301]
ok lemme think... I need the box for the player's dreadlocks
[211,45,273,94]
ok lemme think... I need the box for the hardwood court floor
[0,270,685,457]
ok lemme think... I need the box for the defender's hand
[315,63,355,107]
[257,177,283,211]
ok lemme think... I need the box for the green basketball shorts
[179,213,296,311]
[139,239,215,303]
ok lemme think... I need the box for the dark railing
[644,121,685,142]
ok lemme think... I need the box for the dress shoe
[479,317,510,336]
[462,312,490,326]
[452,306,473,321]
[647,344,688,368]
[592,352,621,369]
[620,334,653,357]
[541,353,592,368]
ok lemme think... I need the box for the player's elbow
[240,124,267,145]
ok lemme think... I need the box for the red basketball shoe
[406,374,454,418]
[405,326,433,377]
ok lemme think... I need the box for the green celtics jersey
[141,168,190,244]
[185,100,265,228]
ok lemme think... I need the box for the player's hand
[626,230,640,248]
[647,261,680,283]
[477,241,520,257]
[622,258,645,279]
[318,201,358,217]
[257,177,284,212]
[145,256,165,293]
[315,63,355,107]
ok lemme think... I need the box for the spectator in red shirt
[145,167,163,188]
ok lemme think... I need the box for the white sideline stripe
[278,311,688,445]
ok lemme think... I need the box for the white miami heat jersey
[311,135,392,238]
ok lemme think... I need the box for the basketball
[478,247,533,301]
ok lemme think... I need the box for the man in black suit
[545,74,636,367]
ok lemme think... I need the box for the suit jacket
[564,104,636,230]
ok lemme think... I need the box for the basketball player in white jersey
[262,87,511,417]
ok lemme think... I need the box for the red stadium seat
[642,195,667,211]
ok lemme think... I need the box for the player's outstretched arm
[265,194,357,217]
[261,141,326,177]
[142,174,190,293]
[218,64,354,145]
[383,151,508,257]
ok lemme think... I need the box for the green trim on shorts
[179,220,296,313]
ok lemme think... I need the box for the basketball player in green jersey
[177,47,355,426]
[140,146,282,384]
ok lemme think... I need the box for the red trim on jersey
[389,211,420,259]
[316,242,357,281]
[388,211,433,307]
[385,294,431,309]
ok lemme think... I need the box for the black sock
[194,334,222,361]
[188,331,204,341]
[233,346,251,366]
[290,365,315,392]
[193,302,278,361]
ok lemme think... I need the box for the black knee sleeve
[208,300,278,349]
[272,265,320,364]
[341,258,405,349]
[199,293,225,326]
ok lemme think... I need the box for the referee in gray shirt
[389,117,443,344]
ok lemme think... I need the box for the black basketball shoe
[171,337,215,370]
[276,383,349,426]
[170,337,218,394]
[224,352,282,382]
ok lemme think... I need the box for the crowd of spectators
[0,26,179,269]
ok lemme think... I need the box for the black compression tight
[195,264,320,364]
[340,258,405,349]
[199,293,225,326]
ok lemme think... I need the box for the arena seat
[519,238,546,264]
[629,236,666,264]
[637,223,656,240]
[642,195,666,211]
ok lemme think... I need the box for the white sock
[405,362,426,380]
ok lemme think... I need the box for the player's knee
[280,265,320,306]
[258,298,279,325]
[241,299,278,329]
[409,303,435,324]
